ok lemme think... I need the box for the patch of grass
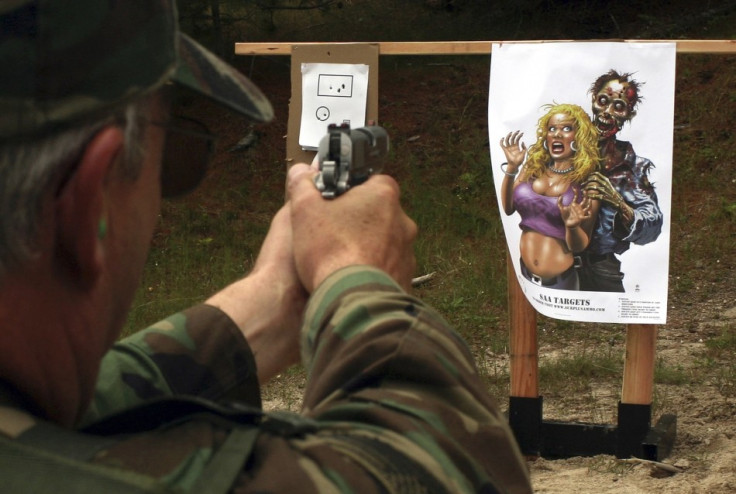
[701,323,736,398]
[539,351,621,394]
[705,324,736,354]
[654,357,689,386]
[722,201,736,222]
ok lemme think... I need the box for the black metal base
[508,396,676,460]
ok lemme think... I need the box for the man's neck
[0,269,98,427]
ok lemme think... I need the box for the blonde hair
[519,103,599,184]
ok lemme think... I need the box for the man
[0,1,532,492]
[580,70,663,292]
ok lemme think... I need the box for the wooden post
[621,324,657,405]
[508,254,538,398]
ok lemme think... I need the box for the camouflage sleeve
[83,267,530,493]
[81,304,260,425]
[237,266,533,493]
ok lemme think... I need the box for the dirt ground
[204,52,736,493]
[528,292,736,493]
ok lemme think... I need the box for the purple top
[512,181,580,240]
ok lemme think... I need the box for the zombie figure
[579,70,663,292]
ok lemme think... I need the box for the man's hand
[583,172,634,226]
[287,163,417,293]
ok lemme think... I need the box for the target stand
[506,257,677,460]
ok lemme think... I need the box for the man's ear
[55,126,124,289]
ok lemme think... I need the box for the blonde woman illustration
[499,103,601,290]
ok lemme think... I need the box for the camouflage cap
[0,0,273,140]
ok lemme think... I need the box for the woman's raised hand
[499,131,527,172]
[558,188,592,229]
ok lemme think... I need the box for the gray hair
[0,100,151,277]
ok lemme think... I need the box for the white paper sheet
[299,63,369,149]
[488,42,675,324]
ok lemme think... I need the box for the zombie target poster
[488,42,675,324]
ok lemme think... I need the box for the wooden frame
[236,39,735,460]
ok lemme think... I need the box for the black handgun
[314,123,389,199]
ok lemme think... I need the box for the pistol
[314,123,389,199]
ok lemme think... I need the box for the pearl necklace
[548,164,574,174]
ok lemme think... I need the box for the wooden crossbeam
[235,39,736,56]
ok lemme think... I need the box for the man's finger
[287,163,319,199]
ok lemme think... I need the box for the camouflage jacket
[1,266,532,493]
